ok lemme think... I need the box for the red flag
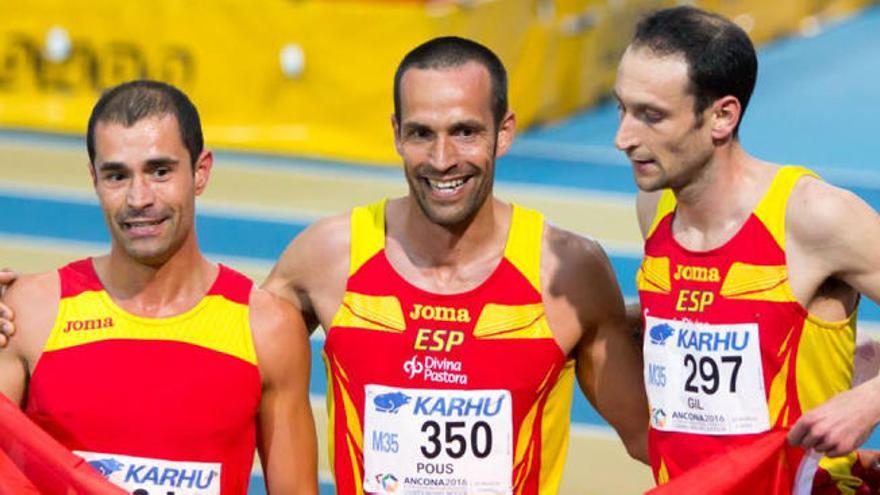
[0,393,128,495]
[645,431,811,495]
[0,449,40,494]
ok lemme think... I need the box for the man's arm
[0,320,27,404]
[250,289,318,494]
[787,180,880,456]
[0,269,19,347]
[261,214,350,333]
[544,228,649,462]
[0,272,58,404]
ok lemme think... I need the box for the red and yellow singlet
[26,258,261,495]
[324,200,574,495]
[638,166,863,493]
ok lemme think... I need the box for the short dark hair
[86,80,203,168]
[393,36,508,130]
[632,6,758,134]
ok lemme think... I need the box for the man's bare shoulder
[543,224,611,277]
[248,288,309,374]
[5,271,59,298]
[541,224,626,351]
[3,270,60,353]
[265,212,350,291]
[787,176,877,247]
[542,224,621,303]
[287,212,351,265]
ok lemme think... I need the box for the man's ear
[193,150,213,196]
[494,111,517,158]
[710,95,741,141]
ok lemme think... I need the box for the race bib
[363,385,512,495]
[75,451,221,495]
[643,316,770,435]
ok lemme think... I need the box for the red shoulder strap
[58,258,102,298]
[206,265,253,305]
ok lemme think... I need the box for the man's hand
[788,378,880,457]
[0,269,18,347]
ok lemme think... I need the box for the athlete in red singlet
[325,200,573,494]
[638,168,860,492]
[0,81,317,494]
[614,6,880,492]
[262,37,650,493]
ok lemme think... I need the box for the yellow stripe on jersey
[504,204,544,294]
[514,392,542,470]
[657,458,670,485]
[818,454,862,495]
[513,364,562,491]
[472,303,552,340]
[349,199,386,276]
[346,436,365,495]
[326,354,365,487]
[768,344,793,428]
[45,291,255,365]
[322,353,337,481]
[720,263,795,302]
[646,189,677,239]
[753,166,819,250]
[331,292,406,333]
[795,313,856,414]
[637,256,672,294]
[778,326,795,358]
[515,441,537,491]
[539,360,574,494]
[331,355,364,454]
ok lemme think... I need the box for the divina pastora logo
[649,323,675,345]
[373,391,411,413]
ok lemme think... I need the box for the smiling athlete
[261,36,649,494]
[0,81,317,494]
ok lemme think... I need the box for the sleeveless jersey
[25,258,261,495]
[323,200,574,495]
[637,166,863,493]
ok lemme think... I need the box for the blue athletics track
[2,6,880,495]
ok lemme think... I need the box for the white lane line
[509,139,630,167]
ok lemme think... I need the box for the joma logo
[673,265,721,283]
[64,317,114,332]
[409,304,470,323]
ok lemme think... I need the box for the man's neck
[671,144,771,249]
[385,196,510,292]
[95,235,217,318]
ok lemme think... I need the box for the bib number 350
[362,385,513,494]
[420,420,492,459]
[683,354,742,395]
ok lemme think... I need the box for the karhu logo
[64,317,114,333]
[409,303,471,323]
[88,458,124,477]
[649,323,675,345]
[374,391,411,414]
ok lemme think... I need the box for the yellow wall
[0,0,875,164]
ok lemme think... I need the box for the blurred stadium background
[2,0,880,493]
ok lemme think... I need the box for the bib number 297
[683,354,742,395]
